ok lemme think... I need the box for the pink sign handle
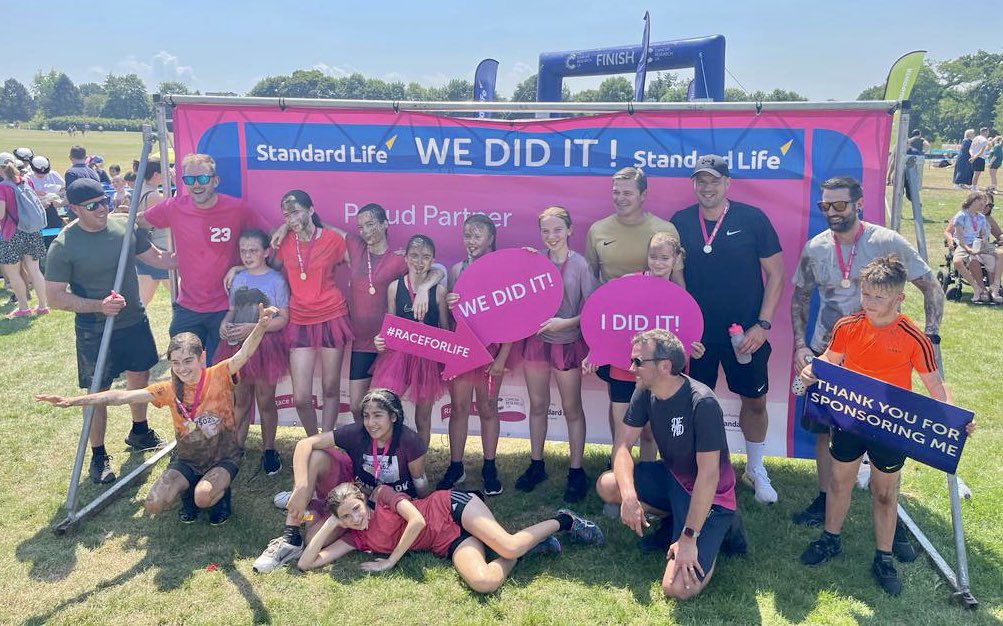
[580,275,705,370]
[379,314,493,380]
[451,248,564,345]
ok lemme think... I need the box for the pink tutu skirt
[212,331,289,384]
[370,350,446,405]
[286,315,353,350]
[522,335,588,372]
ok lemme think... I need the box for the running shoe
[562,470,589,503]
[273,490,291,510]
[253,537,304,573]
[800,532,842,566]
[481,463,503,496]
[893,518,918,562]
[524,535,562,558]
[89,454,115,484]
[436,462,466,491]
[742,465,778,504]
[791,492,826,527]
[557,508,604,546]
[209,489,232,526]
[125,428,164,452]
[872,553,903,596]
[514,461,547,492]
[262,449,282,476]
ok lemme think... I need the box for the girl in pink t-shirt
[274,190,352,434]
[297,482,603,593]
[516,206,597,502]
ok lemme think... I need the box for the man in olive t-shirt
[44,178,175,484]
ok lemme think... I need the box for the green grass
[0,129,1000,625]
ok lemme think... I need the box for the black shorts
[597,364,636,403]
[799,347,829,435]
[972,157,986,172]
[349,351,378,381]
[688,340,771,398]
[167,457,241,487]
[76,317,159,389]
[634,462,734,578]
[445,489,481,558]
[169,303,228,364]
[829,427,906,473]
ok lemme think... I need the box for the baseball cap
[0,152,16,166]
[91,155,104,164]
[67,178,107,205]
[691,154,730,178]
[29,156,51,174]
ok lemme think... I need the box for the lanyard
[833,222,865,288]
[294,228,318,281]
[698,202,730,253]
[552,249,573,278]
[366,250,376,295]
[175,370,207,426]
[370,437,391,483]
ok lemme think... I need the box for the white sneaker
[252,536,304,574]
[742,466,778,504]
[273,490,292,510]
[856,460,871,491]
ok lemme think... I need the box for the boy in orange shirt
[796,255,971,596]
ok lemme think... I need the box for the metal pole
[889,102,911,232]
[56,125,158,529]
[155,99,178,303]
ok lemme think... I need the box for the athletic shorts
[349,351,378,381]
[972,157,986,172]
[167,457,240,486]
[829,427,906,473]
[633,462,734,578]
[688,340,771,399]
[446,490,483,558]
[169,303,228,364]
[136,259,169,280]
[597,364,636,403]
[75,317,159,389]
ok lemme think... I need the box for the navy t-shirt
[334,423,427,496]
[64,163,100,189]
[670,201,782,343]
[624,376,736,510]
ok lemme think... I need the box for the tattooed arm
[911,271,945,335]
[791,254,817,368]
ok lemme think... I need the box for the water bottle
[729,324,752,365]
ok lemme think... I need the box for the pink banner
[174,104,893,457]
[379,314,492,380]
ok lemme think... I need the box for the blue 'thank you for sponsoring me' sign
[804,360,974,474]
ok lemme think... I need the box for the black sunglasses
[630,357,665,368]
[81,198,109,211]
[181,174,214,186]
[817,201,855,212]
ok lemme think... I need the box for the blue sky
[12,1,990,101]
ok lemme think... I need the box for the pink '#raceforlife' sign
[580,275,705,370]
[451,248,563,344]
[379,314,492,380]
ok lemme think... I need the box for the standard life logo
[634,140,796,173]
[255,134,399,165]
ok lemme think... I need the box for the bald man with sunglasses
[790,176,944,555]
[45,178,176,484]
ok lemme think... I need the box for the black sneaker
[261,449,282,476]
[482,464,503,496]
[89,454,115,484]
[125,428,164,452]
[791,493,826,527]
[436,462,466,490]
[638,518,674,553]
[892,518,918,562]
[179,487,198,524]
[209,489,232,526]
[800,533,842,566]
[872,553,903,596]
[720,515,748,557]
[563,470,589,503]
[515,461,547,492]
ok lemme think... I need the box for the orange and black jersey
[827,313,936,390]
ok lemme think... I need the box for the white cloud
[86,66,107,80]
[112,51,195,87]
[313,62,354,78]
[420,71,450,87]
[381,71,407,84]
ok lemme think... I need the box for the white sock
[746,440,766,473]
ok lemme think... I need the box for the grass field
[0,129,1000,625]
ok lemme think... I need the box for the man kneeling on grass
[596,329,746,601]
[797,255,975,595]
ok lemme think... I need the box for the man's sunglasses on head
[182,174,214,186]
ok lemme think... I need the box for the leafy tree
[45,73,83,117]
[0,78,35,121]
[79,82,105,97]
[31,70,60,102]
[596,76,634,102]
[101,74,152,119]
[157,80,191,96]
[83,94,108,117]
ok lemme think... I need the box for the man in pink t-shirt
[141,153,265,361]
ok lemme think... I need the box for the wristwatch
[926,333,941,345]
[682,526,701,539]
[756,319,772,331]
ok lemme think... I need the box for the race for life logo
[671,416,685,438]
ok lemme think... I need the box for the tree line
[3,50,999,141]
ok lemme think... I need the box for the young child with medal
[371,234,449,449]
[515,206,598,502]
[37,304,281,526]
[274,190,352,434]
[253,388,429,574]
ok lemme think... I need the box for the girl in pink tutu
[371,234,448,449]
[274,190,352,434]
[438,214,513,496]
[213,230,289,475]
[515,206,598,502]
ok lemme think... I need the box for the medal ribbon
[834,222,865,284]
[175,369,207,426]
[294,227,319,279]
[370,436,391,484]
[698,202,730,250]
